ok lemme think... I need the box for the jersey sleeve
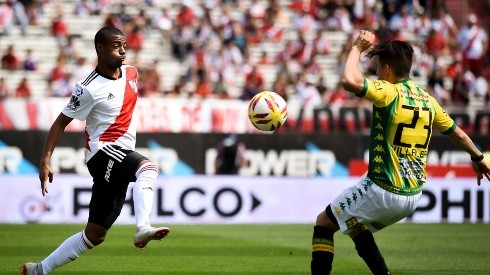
[430,97,456,134]
[358,78,398,108]
[62,83,94,121]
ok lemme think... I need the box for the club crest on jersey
[67,95,81,110]
[129,79,137,93]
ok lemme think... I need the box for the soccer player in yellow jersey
[310,30,490,274]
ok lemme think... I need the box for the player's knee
[135,161,158,180]
[316,205,339,231]
[84,230,107,246]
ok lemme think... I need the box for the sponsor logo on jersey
[107,93,114,100]
[75,87,83,96]
[67,96,81,111]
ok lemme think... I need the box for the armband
[471,154,484,162]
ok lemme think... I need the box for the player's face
[101,34,126,69]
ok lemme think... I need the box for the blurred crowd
[0,0,489,108]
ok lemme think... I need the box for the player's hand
[471,159,490,186]
[39,161,53,196]
[353,30,375,53]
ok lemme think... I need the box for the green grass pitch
[1,223,490,274]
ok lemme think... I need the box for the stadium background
[1,0,490,226]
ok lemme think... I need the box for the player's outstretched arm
[39,113,73,196]
[447,127,490,185]
[341,30,375,95]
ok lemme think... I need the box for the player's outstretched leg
[132,162,170,249]
[21,230,94,274]
[350,226,391,275]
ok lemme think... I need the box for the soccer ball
[248,91,288,132]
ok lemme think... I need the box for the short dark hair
[366,40,414,77]
[94,26,124,47]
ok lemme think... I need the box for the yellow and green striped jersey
[359,78,456,195]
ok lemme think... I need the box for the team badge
[129,79,138,93]
[345,217,358,229]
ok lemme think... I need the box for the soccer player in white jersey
[21,26,170,275]
[310,30,490,274]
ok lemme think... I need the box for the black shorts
[86,145,148,229]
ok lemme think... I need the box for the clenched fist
[353,30,375,53]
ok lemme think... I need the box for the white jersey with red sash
[62,65,139,162]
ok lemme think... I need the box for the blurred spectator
[249,0,266,19]
[291,7,315,34]
[15,77,31,98]
[47,58,68,96]
[271,70,290,102]
[295,71,322,108]
[22,48,37,71]
[389,4,415,34]
[0,2,14,36]
[215,134,247,175]
[258,51,271,65]
[167,75,191,97]
[451,64,474,105]
[457,13,488,75]
[414,11,432,39]
[212,73,230,99]
[74,0,101,16]
[243,10,263,45]
[325,6,353,32]
[151,5,172,37]
[171,24,194,61]
[69,57,93,88]
[470,72,489,105]
[50,12,69,46]
[9,0,28,35]
[102,12,123,30]
[425,28,447,58]
[58,36,81,63]
[194,71,213,98]
[176,3,196,27]
[324,81,346,106]
[139,59,163,97]
[427,64,451,106]
[312,29,330,56]
[1,45,20,70]
[126,24,144,54]
[431,7,458,40]
[0,77,9,99]
[116,4,133,33]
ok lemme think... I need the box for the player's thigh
[86,147,148,228]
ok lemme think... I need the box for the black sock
[352,229,390,275]
[311,226,334,275]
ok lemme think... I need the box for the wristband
[471,154,484,162]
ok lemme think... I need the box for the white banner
[0,98,317,133]
[0,176,488,224]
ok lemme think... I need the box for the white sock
[41,231,94,273]
[133,162,158,228]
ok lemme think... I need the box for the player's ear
[95,42,103,53]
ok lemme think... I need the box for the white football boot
[21,262,43,275]
[133,225,170,249]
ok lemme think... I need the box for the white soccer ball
[248,91,288,132]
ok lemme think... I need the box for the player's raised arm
[39,113,73,196]
[341,30,375,95]
[447,127,490,185]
